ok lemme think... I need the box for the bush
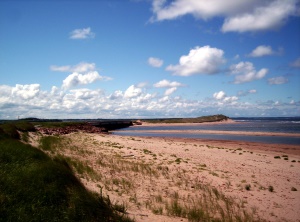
[268,186,274,192]
[0,123,20,139]
[245,184,251,191]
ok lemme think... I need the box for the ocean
[113,117,300,145]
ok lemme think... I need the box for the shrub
[291,187,297,191]
[245,184,251,191]
[0,123,20,139]
[268,186,274,192]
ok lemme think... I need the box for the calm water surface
[113,117,300,145]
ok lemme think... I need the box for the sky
[0,0,300,119]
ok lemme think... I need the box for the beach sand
[33,119,300,222]
[46,127,300,222]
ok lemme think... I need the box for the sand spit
[34,131,300,222]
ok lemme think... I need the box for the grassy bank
[0,123,133,222]
[142,114,229,124]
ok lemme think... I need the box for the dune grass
[0,125,133,222]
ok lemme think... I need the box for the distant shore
[139,118,235,126]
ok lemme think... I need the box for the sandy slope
[50,131,300,222]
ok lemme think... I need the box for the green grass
[142,114,229,124]
[0,129,133,222]
[39,135,63,151]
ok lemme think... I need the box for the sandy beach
[38,124,300,222]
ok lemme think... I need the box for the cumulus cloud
[248,45,283,57]
[268,76,289,85]
[109,90,124,100]
[50,62,96,73]
[230,61,268,84]
[69,27,95,39]
[153,79,185,88]
[124,85,143,98]
[0,81,299,119]
[70,88,103,100]
[12,84,40,100]
[62,71,111,90]
[213,90,238,103]
[148,57,164,67]
[290,57,300,68]
[213,91,226,100]
[151,0,298,32]
[248,45,274,57]
[164,87,177,96]
[222,0,298,32]
[166,46,225,76]
[154,79,185,96]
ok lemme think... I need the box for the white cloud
[109,90,123,100]
[222,0,298,32]
[12,84,40,100]
[50,62,96,73]
[290,57,300,68]
[268,76,289,85]
[62,71,111,90]
[164,87,177,96]
[213,90,238,103]
[70,88,103,100]
[223,96,238,103]
[166,45,225,76]
[70,27,95,39]
[0,82,299,119]
[153,79,184,88]
[148,57,164,68]
[124,85,143,98]
[151,0,299,33]
[154,79,185,96]
[230,61,268,84]
[248,45,274,57]
[213,91,226,100]
[151,0,255,21]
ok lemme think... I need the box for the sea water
[113,117,300,145]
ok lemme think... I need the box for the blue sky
[0,0,300,119]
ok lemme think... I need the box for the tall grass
[0,127,133,222]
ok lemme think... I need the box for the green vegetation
[245,184,251,191]
[36,121,85,128]
[0,121,36,139]
[142,114,229,124]
[0,123,133,222]
[291,187,297,191]
[268,186,274,192]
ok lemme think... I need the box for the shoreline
[138,119,237,126]
[120,129,300,138]
[119,135,300,155]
